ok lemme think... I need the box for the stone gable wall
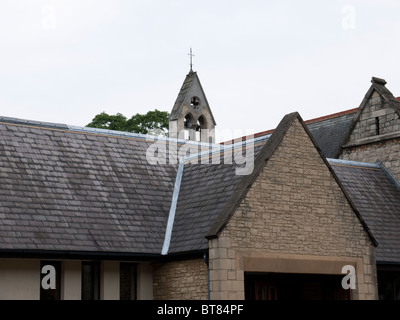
[348,92,400,142]
[209,118,378,300]
[340,139,400,180]
[340,90,400,180]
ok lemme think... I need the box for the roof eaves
[304,108,358,125]
[0,249,163,261]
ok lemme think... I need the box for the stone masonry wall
[152,258,208,300]
[347,92,400,141]
[209,117,378,300]
[340,139,400,180]
[340,90,400,180]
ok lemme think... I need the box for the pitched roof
[228,108,357,159]
[0,117,178,256]
[369,77,400,117]
[337,77,400,156]
[169,70,216,125]
[1,110,399,259]
[329,159,400,263]
[204,112,301,240]
[307,109,356,158]
[168,162,241,253]
[205,112,376,244]
[166,139,265,253]
[167,113,378,253]
[169,71,195,121]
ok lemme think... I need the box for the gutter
[0,249,163,261]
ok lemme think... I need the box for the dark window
[375,117,380,135]
[82,262,100,300]
[245,273,351,300]
[120,263,137,300]
[40,261,61,300]
[378,270,400,300]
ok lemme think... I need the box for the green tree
[86,109,170,136]
[86,112,128,131]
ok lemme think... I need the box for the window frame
[81,261,100,300]
[120,262,137,300]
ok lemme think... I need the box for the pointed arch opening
[184,113,195,140]
[195,115,207,142]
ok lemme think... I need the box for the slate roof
[169,163,240,253]
[169,70,195,121]
[306,109,356,158]
[169,113,378,253]
[330,159,400,264]
[1,111,399,262]
[168,140,267,253]
[0,117,177,256]
[232,109,357,159]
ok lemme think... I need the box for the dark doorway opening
[245,272,351,300]
[377,267,400,300]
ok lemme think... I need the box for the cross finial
[188,48,195,72]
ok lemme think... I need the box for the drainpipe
[203,251,210,300]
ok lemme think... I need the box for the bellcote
[169,70,216,143]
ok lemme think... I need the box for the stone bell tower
[169,61,216,143]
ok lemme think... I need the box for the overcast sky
[1,0,400,140]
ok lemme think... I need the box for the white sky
[1,0,400,138]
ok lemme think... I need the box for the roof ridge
[0,115,220,147]
[327,158,380,169]
[0,115,69,129]
[184,134,270,164]
[224,107,358,144]
[304,108,358,125]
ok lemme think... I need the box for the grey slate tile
[0,120,177,255]
[331,163,400,263]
